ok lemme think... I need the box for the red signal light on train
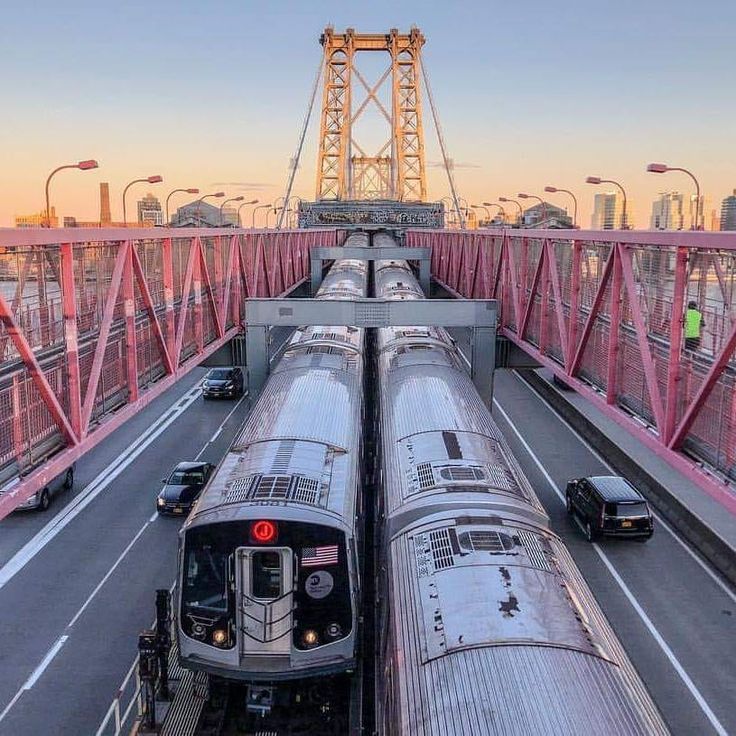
[250,520,278,544]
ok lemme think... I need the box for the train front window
[182,541,228,613]
[252,551,282,600]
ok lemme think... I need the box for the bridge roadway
[0,351,734,734]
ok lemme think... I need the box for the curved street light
[194,192,225,227]
[647,163,702,230]
[518,193,547,227]
[122,175,163,226]
[586,175,628,229]
[482,202,507,223]
[252,203,272,229]
[165,187,199,225]
[544,185,578,228]
[237,199,259,227]
[44,159,99,227]
[220,196,245,226]
[499,197,523,226]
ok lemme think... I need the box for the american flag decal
[301,545,339,567]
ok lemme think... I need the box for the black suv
[566,476,653,541]
[202,367,244,399]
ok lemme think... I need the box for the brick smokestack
[99,182,112,226]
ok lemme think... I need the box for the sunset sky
[2,0,735,228]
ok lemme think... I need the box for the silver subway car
[374,255,668,735]
[177,241,368,682]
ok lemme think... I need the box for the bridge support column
[245,326,270,400]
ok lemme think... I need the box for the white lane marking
[510,370,736,605]
[593,548,729,736]
[0,381,249,725]
[65,391,248,631]
[66,521,151,629]
[0,635,69,725]
[23,635,68,690]
[200,392,248,457]
[493,397,729,736]
[0,384,201,591]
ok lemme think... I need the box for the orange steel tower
[315,27,427,202]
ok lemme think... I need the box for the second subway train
[372,241,668,735]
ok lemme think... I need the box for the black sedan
[156,461,214,515]
[202,367,244,399]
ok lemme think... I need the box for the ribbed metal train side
[374,254,669,735]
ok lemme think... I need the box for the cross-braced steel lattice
[407,228,736,512]
[315,27,427,202]
[0,226,342,518]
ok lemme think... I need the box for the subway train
[373,253,669,735]
[176,231,369,689]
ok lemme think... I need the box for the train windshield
[182,531,229,613]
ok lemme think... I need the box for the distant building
[591,192,632,229]
[15,207,57,228]
[137,193,163,226]
[171,199,237,227]
[650,192,685,230]
[719,190,736,231]
[521,202,572,229]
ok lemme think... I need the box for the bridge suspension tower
[315,27,427,202]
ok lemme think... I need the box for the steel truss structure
[315,27,427,202]
[0,227,341,518]
[407,228,736,512]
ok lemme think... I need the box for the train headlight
[212,629,228,647]
[302,629,319,647]
[325,622,342,639]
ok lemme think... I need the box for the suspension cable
[419,55,465,229]
[276,54,324,229]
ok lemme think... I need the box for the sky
[1,0,735,228]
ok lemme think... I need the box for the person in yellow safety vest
[684,300,705,352]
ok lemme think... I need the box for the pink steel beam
[0,291,77,446]
[408,227,736,513]
[0,227,340,518]
[80,243,127,434]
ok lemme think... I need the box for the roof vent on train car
[429,528,457,570]
[416,462,435,489]
[515,530,552,571]
[223,474,321,506]
[271,439,296,473]
[458,530,515,554]
[438,466,486,482]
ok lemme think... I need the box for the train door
[236,547,294,656]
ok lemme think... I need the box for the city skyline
[2,0,735,229]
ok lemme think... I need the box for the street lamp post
[123,175,163,227]
[220,196,245,226]
[482,202,506,224]
[44,159,99,227]
[165,188,199,225]
[586,176,628,229]
[499,197,523,226]
[472,204,491,222]
[252,203,272,229]
[237,199,259,228]
[193,192,225,227]
[518,193,547,227]
[647,163,702,230]
[544,185,578,228]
